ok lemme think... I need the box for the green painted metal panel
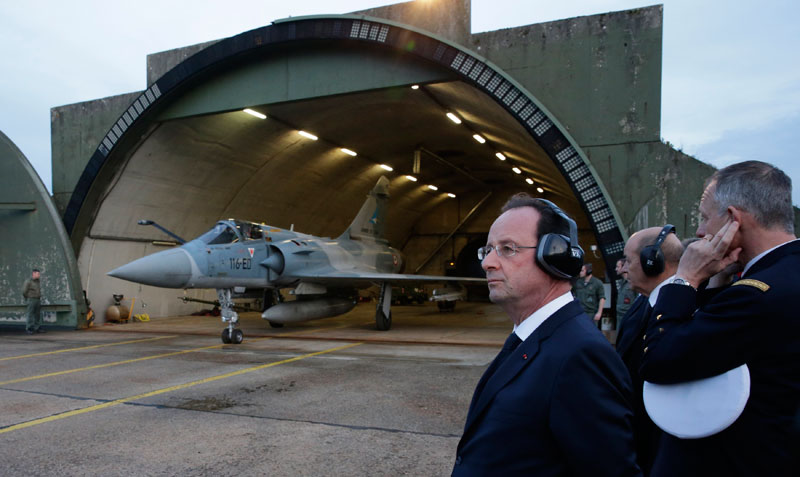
[0,130,87,328]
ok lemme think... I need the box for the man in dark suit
[640,161,799,476]
[453,194,640,476]
[617,227,683,475]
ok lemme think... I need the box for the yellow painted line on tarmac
[0,336,178,362]
[0,342,362,435]
[0,323,351,385]
[0,342,228,386]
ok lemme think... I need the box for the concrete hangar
[5,0,771,329]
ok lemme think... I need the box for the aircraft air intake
[262,246,285,275]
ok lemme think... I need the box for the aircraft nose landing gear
[218,289,244,344]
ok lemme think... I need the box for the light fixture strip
[446,112,462,124]
[243,108,266,119]
[298,130,318,140]
[340,148,357,156]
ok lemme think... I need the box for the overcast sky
[2,0,798,205]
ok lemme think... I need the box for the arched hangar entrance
[66,15,625,318]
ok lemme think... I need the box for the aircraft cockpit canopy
[199,222,238,245]
[198,220,264,245]
[235,221,264,241]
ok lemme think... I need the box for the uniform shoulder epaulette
[732,279,770,292]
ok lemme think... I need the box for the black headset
[534,199,585,279]
[640,224,676,276]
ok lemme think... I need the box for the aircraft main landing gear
[375,282,392,331]
[218,288,243,344]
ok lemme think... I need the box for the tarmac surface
[0,301,511,476]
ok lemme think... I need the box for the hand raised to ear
[677,220,741,287]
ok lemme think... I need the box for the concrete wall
[471,7,662,148]
[51,92,142,215]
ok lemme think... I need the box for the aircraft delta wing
[108,176,486,344]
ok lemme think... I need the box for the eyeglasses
[477,243,537,260]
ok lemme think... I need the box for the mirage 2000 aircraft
[108,176,485,344]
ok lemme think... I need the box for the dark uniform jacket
[453,300,641,477]
[640,240,800,477]
[616,295,660,475]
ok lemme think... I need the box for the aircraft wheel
[269,321,284,328]
[221,329,232,344]
[375,309,392,331]
[232,329,244,344]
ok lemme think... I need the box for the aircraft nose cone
[108,248,192,288]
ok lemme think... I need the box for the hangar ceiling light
[380,164,393,171]
[537,187,545,193]
[526,178,534,185]
[405,175,418,181]
[340,148,357,156]
[472,134,485,144]
[446,112,462,124]
[512,167,522,174]
[495,152,506,161]
[243,108,267,119]
[428,185,438,191]
[447,193,456,198]
[298,130,318,140]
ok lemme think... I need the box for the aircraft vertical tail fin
[339,176,390,242]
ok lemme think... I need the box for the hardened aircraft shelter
[42,0,733,324]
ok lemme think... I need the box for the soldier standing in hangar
[22,268,45,334]
[572,262,606,327]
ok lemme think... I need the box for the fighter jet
[108,176,485,344]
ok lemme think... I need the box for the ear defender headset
[640,224,676,276]
[534,199,585,279]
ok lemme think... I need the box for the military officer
[640,161,799,476]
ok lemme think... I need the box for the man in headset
[453,193,640,476]
[640,161,799,476]
[618,226,684,475]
